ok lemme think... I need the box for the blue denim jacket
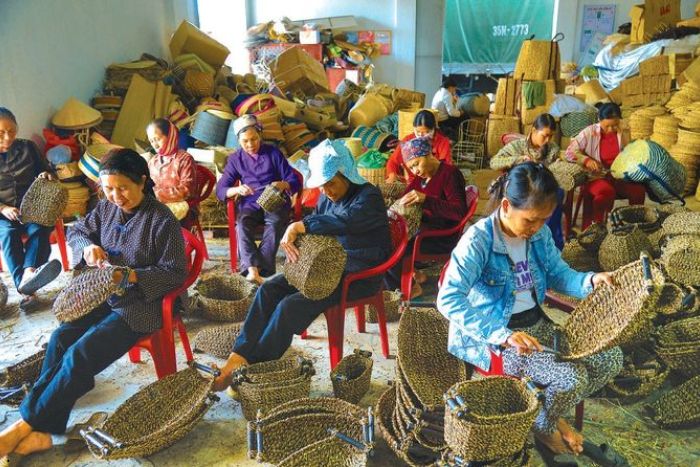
[436,210,595,370]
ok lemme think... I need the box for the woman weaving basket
[437,162,623,456]
[146,118,197,227]
[490,113,565,249]
[212,139,392,391]
[385,137,467,298]
[565,103,645,229]
[0,149,187,460]
[385,109,452,184]
[0,108,62,310]
[216,114,301,285]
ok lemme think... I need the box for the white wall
[0,0,195,146]
[415,0,445,100]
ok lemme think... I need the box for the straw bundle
[598,226,652,271]
[647,375,700,428]
[548,160,587,191]
[366,289,403,323]
[661,235,700,286]
[629,106,666,140]
[486,115,521,157]
[195,273,257,323]
[53,267,129,323]
[19,178,68,227]
[561,258,665,360]
[193,323,242,359]
[330,349,373,404]
[562,239,601,272]
[389,199,423,238]
[283,234,347,300]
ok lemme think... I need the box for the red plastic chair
[189,164,216,260]
[301,211,409,369]
[128,228,205,379]
[399,185,479,300]
[226,169,304,273]
[438,262,584,431]
[0,219,69,273]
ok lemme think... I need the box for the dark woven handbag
[283,234,347,300]
[19,178,68,226]
[256,184,287,213]
[331,349,373,404]
[610,205,662,233]
[598,225,653,272]
[0,348,46,407]
[606,350,669,401]
[195,273,256,323]
[647,375,700,428]
[53,267,131,323]
[193,323,242,359]
[661,235,700,287]
[576,222,607,253]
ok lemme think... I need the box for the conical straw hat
[52,97,102,130]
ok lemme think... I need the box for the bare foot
[557,418,584,454]
[535,430,574,455]
[414,270,428,285]
[246,267,264,286]
[0,420,33,457]
[410,283,423,300]
[13,432,52,456]
[211,353,249,392]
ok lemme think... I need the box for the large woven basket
[598,225,653,272]
[562,258,665,360]
[647,375,700,428]
[548,160,587,191]
[611,206,661,233]
[233,356,315,420]
[655,203,689,222]
[561,239,601,272]
[283,234,347,300]
[560,109,598,137]
[655,316,700,376]
[19,178,68,227]
[443,377,539,461]
[193,323,242,359]
[357,166,386,186]
[606,351,669,401]
[331,349,373,404]
[82,365,218,459]
[487,115,521,157]
[191,111,230,146]
[256,184,287,213]
[351,125,397,153]
[195,273,256,323]
[661,211,700,236]
[0,348,46,406]
[378,181,407,202]
[577,223,608,253]
[366,289,403,323]
[53,267,129,323]
[661,235,700,286]
[389,199,423,239]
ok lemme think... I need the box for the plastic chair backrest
[191,164,216,205]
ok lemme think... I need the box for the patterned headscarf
[155,120,180,157]
[401,137,432,163]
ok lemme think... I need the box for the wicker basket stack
[669,126,700,194]
[629,106,666,140]
[650,114,680,149]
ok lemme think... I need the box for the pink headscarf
[156,120,180,157]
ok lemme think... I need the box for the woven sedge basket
[560,109,598,138]
[234,357,315,420]
[611,205,662,233]
[184,70,214,97]
[656,346,700,377]
[357,167,386,186]
[19,178,69,227]
[656,282,689,318]
[548,160,587,191]
[444,377,538,461]
[283,234,347,300]
[655,317,700,376]
[561,258,665,360]
[191,111,229,146]
[256,184,286,213]
[561,239,601,272]
[647,375,700,428]
[0,348,46,406]
[366,290,403,323]
[598,226,653,272]
[378,181,407,201]
[195,273,256,323]
[606,356,669,401]
[83,366,217,460]
[193,323,242,359]
[577,223,608,253]
[277,434,368,467]
[487,116,521,157]
[389,199,423,239]
[398,307,469,410]
[662,211,700,236]
[53,267,129,323]
[331,349,373,404]
[440,447,531,467]
[0,280,7,310]
[661,235,700,286]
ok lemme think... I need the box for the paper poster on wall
[358,30,375,44]
[375,30,391,55]
[580,4,616,53]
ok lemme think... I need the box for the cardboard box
[668,53,694,79]
[299,30,321,44]
[630,1,681,44]
[270,47,330,96]
[170,21,230,69]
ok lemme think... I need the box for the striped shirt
[67,194,188,333]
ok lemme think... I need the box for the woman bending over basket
[0,149,187,460]
[437,162,623,455]
[212,139,392,391]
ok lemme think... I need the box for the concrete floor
[1,185,699,466]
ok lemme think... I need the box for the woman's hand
[226,185,254,198]
[505,331,543,355]
[271,181,290,193]
[583,157,603,174]
[112,269,137,285]
[37,171,56,181]
[83,245,109,267]
[592,272,615,289]
[400,190,426,206]
[1,206,20,222]
[280,221,305,263]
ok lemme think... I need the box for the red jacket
[386,131,452,182]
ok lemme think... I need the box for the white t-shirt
[431,87,461,121]
[502,233,536,314]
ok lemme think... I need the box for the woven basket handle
[681,289,697,311]
[630,164,686,206]
[640,251,654,293]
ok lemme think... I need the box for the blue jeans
[233,273,381,364]
[0,218,53,288]
[20,305,145,434]
[546,188,565,250]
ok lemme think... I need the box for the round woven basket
[598,226,653,272]
[444,377,539,461]
[184,70,215,97]
[656,203,689,222]
[0,348,46,406]
[561,258,665,360]
[655,316,700,376]
[611,205,661,233]
[661,235,700,286]
[339,137,364,159]
[357,167,386,186]
[283,234,347,300]
[366,290,403,323]
[256,184,287,213]
[606,352,669,401]
[561,239,601,272]
[193,323,242,359]
[331,349,373,404]
[191,111,230,146]
[647,375,700,428]
[195,273,257,323]
[19,178,69,227]
[83,366,217,460]
[548,160,587,191]
[577,223,608,253]
[53,267,129,323]
[351,125,397,152]
[389,199,423,239]
[662,211,700,236]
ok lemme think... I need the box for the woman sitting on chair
[385,109,452,184]
[437,162,622,456]
[490,113,564,249]
[385,137,467,299]
[565,103,644,229]
[0,148,187,461]
[146,118,197,227]
[212,139,392,391]
[216,115,301,285]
